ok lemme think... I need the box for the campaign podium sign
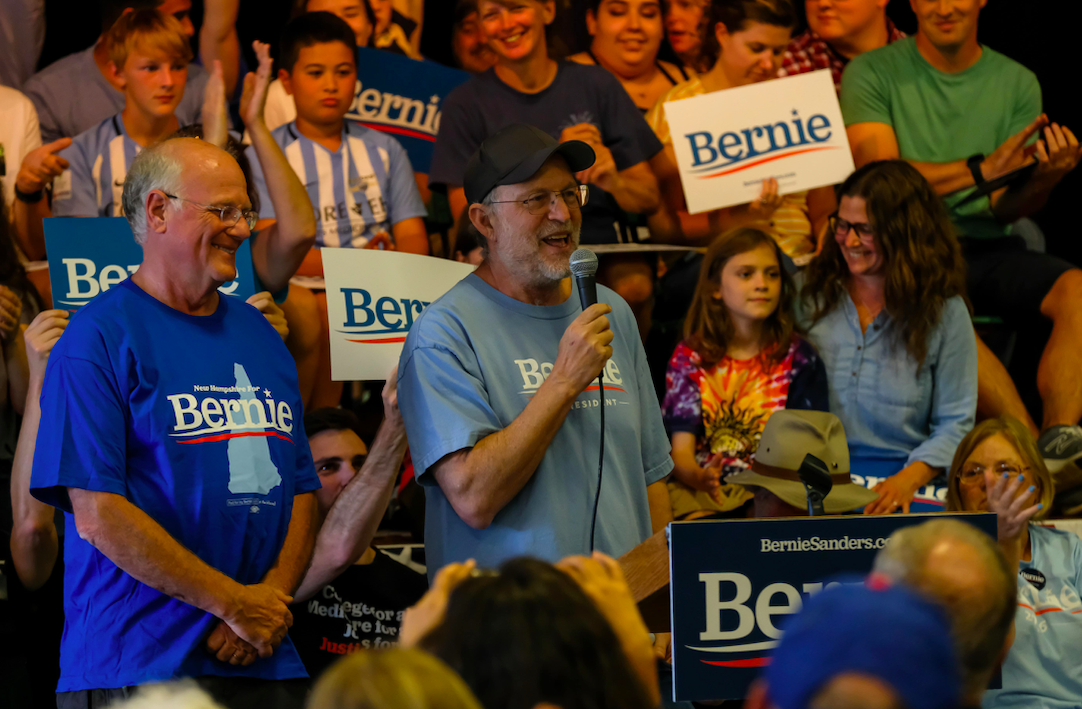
[669,512,997,702]
[323,248,475,381]
[44,217,257,311]
[664,70,855,213]
[348,48,470,174]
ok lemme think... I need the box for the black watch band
[14,186,43,203]
[967,154,985,186]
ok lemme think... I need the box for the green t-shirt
[840,37,1042,239]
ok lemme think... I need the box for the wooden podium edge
[618,528,671,632]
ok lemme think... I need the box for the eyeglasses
[957,462,1030,486]
[163,193,259,230]
[489,185,589,216]
[832,216,875,240]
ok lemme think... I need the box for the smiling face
[116,46,187,118]
[715,243,781,331]
[806,0,887,43]
[478,0,554,64]
[310,428,369,516]
[307,0,371,45]
[160,141,253,285]
[665,0,706,61]
[484,156,582,288]
[911,0,986,52]
[956,433,1040,513]
[281,41,357,128]
[589,0,665,73]
[835,194,885,278]
[715,20,793,85]
[454,10,499,73]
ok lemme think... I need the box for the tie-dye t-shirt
[661,336,827,517]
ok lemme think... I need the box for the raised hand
[747,178,782,220]
[399,559,476,647]
[201,59,229,148]
[23,309,69,381]
[240,41,274,131]
[549,303,614,396]
[17,138,72,194]
[223,583,294,658]
[0,286,23,343]
[985,468,1041,545]
[246,291,288,341]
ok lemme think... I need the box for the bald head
[873,520,1015,702]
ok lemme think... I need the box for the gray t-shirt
[397,274,673,575]
[22,43,209,143]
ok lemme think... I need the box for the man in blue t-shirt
[30,137,320,709]
[398,124,673,576]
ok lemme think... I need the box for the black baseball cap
[463,124,596,205]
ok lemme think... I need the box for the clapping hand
[240,41,274,131]
[23,309,69,380]
[985,468,1042,545]
[1032,122,1081,187]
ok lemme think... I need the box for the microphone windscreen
[569,248,598,278]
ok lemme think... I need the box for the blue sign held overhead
[668,512,997,702]
[44,217,257,311]
[348,47,470,174]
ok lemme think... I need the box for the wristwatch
[967,154,986,186]
[15,185,43,203]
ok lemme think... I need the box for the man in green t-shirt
[839,0,1082,473]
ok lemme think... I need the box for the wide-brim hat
[727,410,878,514]
[463,123,596,205]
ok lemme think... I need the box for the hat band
[751,460,853,485]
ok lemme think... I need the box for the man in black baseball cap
[396,123,674,575]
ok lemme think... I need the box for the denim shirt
[798,291,977,471]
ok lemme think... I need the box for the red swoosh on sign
[178,431,294,445]
[702,657,771,668]
[359,122,437,142]
[698,146,838,179]
[347,337,408,344]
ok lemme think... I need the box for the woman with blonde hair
[944,416,1082,709]
[308,648,484,709]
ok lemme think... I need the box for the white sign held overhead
[323,249,475,381]
[664,70,855,214]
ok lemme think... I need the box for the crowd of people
[1,0,1081,708]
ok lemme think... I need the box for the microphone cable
[589,373,605,552]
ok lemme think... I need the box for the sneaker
[1037,425,1082,473]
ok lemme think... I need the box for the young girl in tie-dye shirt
[662,228,827,519]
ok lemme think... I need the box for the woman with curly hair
[663,227,827,519]
[799,160,977,515]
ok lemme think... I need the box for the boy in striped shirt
[52,9,191,218]
[249,12,428,253]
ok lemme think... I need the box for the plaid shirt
[778,19,906,94]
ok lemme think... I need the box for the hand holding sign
[746,177,782,220]
[17,138,72,194]
[24,310,69,381]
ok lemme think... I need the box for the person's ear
[469,203,497,244]
[107,61,126,91]
[586,8,598,36]
[278,68,293,95]
[146,190,171,235]
[715,21,730,47]
[541,0,557,26]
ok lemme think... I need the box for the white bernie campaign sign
[664,70,855,213]
[324,249,475,381]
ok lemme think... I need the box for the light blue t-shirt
[797,290,977,471]
[397,274,673,575]
[30,278,320,691]
[53,114,139,217]
[248,119,427,248]
[984,524,1082,709]
[23,43,209,144]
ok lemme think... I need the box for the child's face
[118,48,188,119]
[715,243,782,328]
[282,41,357,127]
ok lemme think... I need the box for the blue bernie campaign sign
[669,512,997,702]
[347,47,469,174]
[44,217,256,311]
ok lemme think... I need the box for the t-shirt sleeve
[52,139,97,217]
[30,354,129,512]
[597,71,663,168]
[397,340,502,479]
[245,143,276,221]
[385,138,428,224]
[839,53,892,128]
[291,428,321,495]
[428,85,483,188]
[1009,68,1043,135]
[661,343,701,434]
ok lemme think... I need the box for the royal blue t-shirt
[30,278,320,691]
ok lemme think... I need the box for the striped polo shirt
[53,114,140,218]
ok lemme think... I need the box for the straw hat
[727,410,878,514]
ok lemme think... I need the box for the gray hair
[111,680,226,709]
[873,519,1015,700]
[122,140,185,245]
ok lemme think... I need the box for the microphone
[797,453,834,517]
[569,248,598,310]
